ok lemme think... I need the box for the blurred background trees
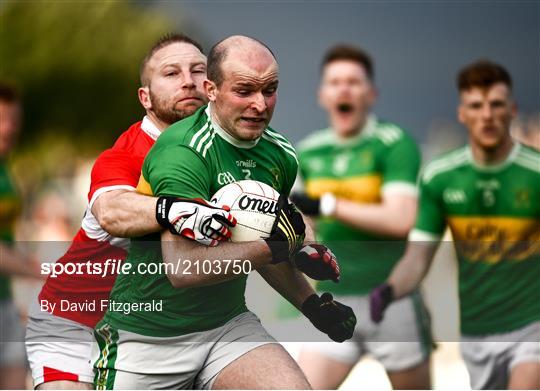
[0,1,195,217]
[1,0,175,152]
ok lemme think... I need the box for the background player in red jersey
[25,34,235,390]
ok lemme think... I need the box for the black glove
[301,292,356,342]
[156,196,237,246]
[290,193,320,216]
[264,194,306,264]
[293,244,340,282]
[369,283,394,323]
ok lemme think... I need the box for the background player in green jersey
[95,36,355,390]
[371,60,540,389]
[292,45,432,389]
[0,83,43,389]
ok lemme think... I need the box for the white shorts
[25,299,97,387]
[460,321,540,389]
[0,299,26,367]
[301,292,433,371]
[94,311,277,390]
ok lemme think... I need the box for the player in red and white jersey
[26,34,236,390]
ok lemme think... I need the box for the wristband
[379,283,394,303]
[300,293,322,317]
[156,196,172,230]
[320,193,337,217]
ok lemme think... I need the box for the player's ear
[510,101,518,119]
[204,79,217,102]
[317,86,324,108]
[138,86,152,110]
[457,104,465,124]
[318,84,331,110]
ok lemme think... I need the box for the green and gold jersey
[104,105,298,337]
[0,160,21,300]
[412,143,540,335]
[298,115,420,295]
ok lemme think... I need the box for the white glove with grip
[156,197,237,246]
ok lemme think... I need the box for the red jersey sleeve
[88,148,145,206]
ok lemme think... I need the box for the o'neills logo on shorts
[238,195,278,215]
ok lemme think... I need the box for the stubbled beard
[149,90,201,125]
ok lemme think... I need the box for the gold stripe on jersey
[136,175,153,196]
[305,174,382,203]
[448,216,540,263]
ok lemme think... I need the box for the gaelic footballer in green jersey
[295,45,431,390]
[95,36,354,390]
[103,104,300,337]
[415,144,539,335]
[297,117,420,295]
[372,60,540,390]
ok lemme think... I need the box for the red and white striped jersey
[38,117,160,327]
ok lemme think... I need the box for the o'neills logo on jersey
[236,159,257,168]
[238,195,278,215]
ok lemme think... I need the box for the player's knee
[387,360,432,390]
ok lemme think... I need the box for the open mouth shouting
[337,103,354,113]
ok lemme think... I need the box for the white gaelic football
[210,180,279,242]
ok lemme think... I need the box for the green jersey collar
[206,104,260,149]
[466,142,520,172]
[333,114,378,146]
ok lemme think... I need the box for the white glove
[156,197,237,246]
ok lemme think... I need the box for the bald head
[204,35,279,141]
[208,35,277,86]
